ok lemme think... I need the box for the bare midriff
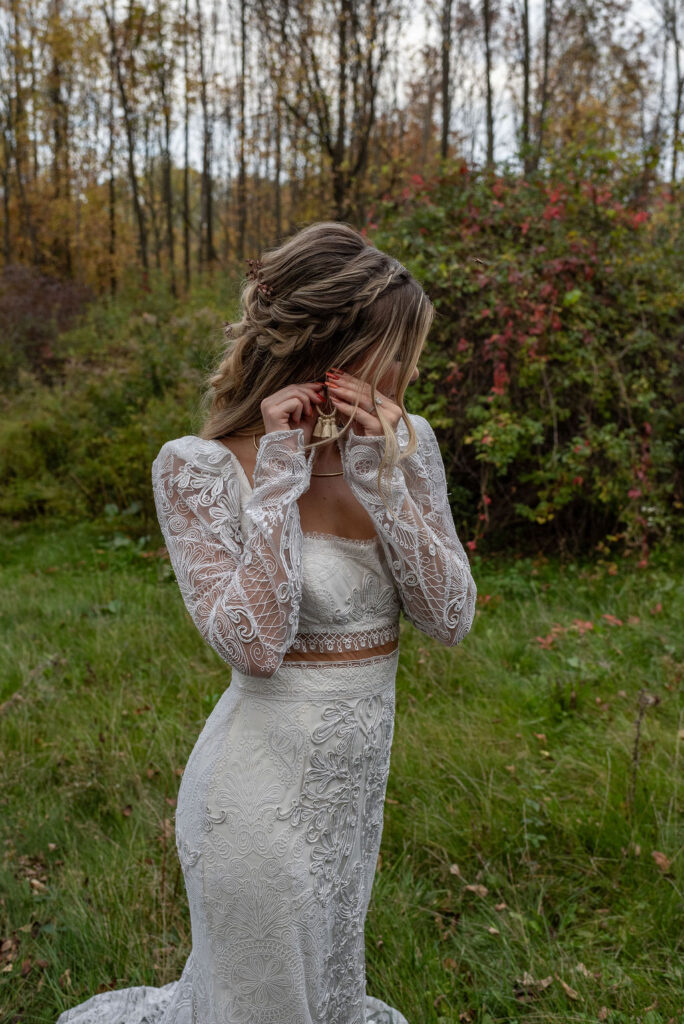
[282,636,399,663]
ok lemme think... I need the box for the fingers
[327,393,379,434]
[275,383,325,418]
[325,379,378,415]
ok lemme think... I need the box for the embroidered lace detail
[57,416,479,1024]
[289,622,399,653]
[151,428,314,679]
[340,415,477,647]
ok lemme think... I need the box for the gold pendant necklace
[251,432,343,476]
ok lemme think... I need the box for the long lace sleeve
[151,429,313,678]
[339,414,477,646]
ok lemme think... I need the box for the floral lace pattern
[151,429,314,678]
[340,415,477,647]
[57,656,409,1024]
[56,414,476,1024]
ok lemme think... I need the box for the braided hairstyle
[199,221,434,499]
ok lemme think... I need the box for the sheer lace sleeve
[339,414,477,646]
[151,429,313,678]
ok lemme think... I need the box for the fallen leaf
[449,863,461,876]
[555,973,579,999]
[495,901,507,911]
[652,850,671,872]
[487,926,500,935]
[598,1008,608,1021]
[464,883,488,897]
[514,971,553,990]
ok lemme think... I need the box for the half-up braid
[199,222,434,508]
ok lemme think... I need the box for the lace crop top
[151,414,477,678]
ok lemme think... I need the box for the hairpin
[246,258,263,280]
[256,280,273,298]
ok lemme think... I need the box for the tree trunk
[11,0,40,263]
[669,1,682,186]
[108,0,116,294]
[483,0,494,168]
[533,0,553,172]
[158,0,176,295]
[104,3,149,287]
[1,125,11,264]
[183,0,191,288]
[521,0,531,173]
[237,0,247,261]
[440,0,453,160]
[333,0,350,218]
[274,85,282,240]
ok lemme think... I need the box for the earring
[311,389,340,440]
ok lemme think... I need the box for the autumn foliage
[373,159,683,556]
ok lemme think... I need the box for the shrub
[372,158,683,556]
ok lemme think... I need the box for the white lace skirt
[57,649,409,1024]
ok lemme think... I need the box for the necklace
[251,432,343,476]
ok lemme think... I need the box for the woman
[57,222,477,1023]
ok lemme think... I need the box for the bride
[57,221,477,1023]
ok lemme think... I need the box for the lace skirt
[56,648,408,1024]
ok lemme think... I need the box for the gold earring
[311,390,340,440]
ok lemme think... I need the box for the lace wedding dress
[56,415,476,1024]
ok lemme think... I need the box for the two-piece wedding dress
[56,414,476,1024]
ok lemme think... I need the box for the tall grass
[1,522,682,1024]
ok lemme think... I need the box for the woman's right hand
[261,381,326,446]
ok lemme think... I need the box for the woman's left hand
[326,370,401,437]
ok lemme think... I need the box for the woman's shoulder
[152,434,243,481]
[401,412,438,450]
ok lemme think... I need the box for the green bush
[0,275,240,529]
[1,171,681,558]
[373,156,683,556]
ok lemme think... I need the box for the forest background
[1,0,683,1021]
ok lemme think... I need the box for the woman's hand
[261,381,326,445]
[325,369,401,436]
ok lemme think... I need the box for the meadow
[1,520,682,1024]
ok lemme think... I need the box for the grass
[0,521,682,1024]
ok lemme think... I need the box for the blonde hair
[199,221,434,506]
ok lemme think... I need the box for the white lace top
[151,414,476,677]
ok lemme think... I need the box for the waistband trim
[229,647,399,700]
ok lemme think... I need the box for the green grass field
[1,521,682,1024]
